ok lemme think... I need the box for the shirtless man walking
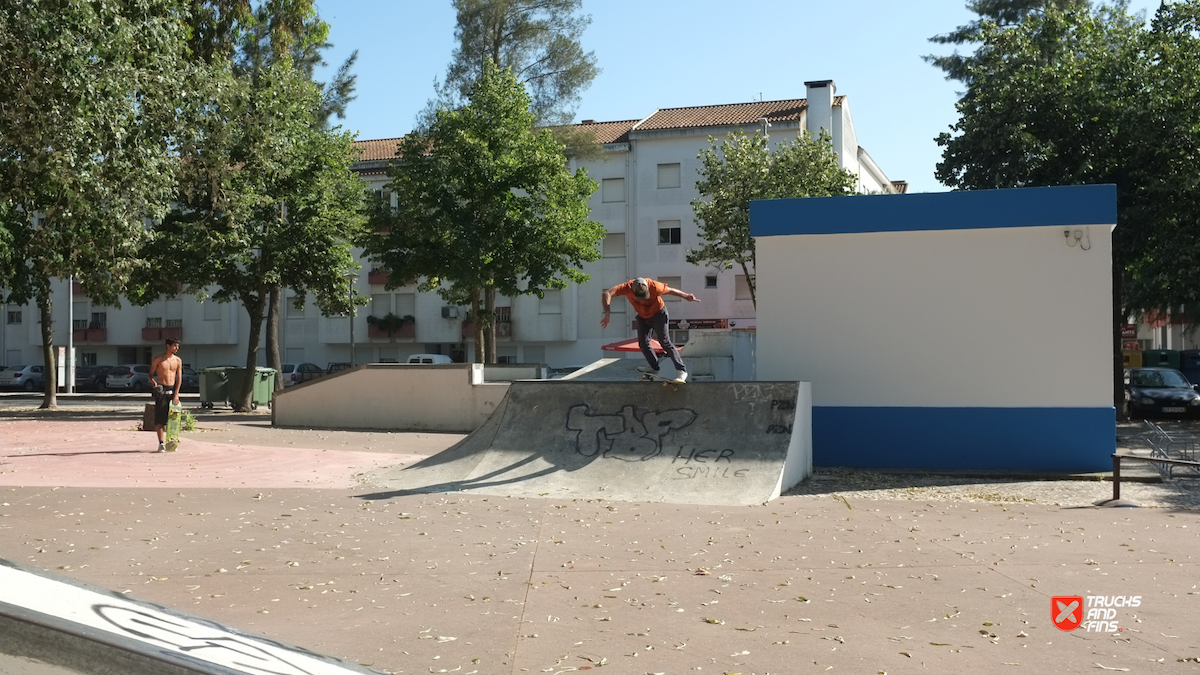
[149,337,182,452]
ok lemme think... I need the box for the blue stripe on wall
[813,407,1115,472]
[751,184,1117,237]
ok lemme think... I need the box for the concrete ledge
[272,364,508,433]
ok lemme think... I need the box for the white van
[405,354,453,364]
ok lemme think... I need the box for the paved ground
[1,395,1198,674]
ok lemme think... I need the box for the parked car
[1,365,46,391]
[181,366,200,393]
[75,365,115,392]
[1125,367,1200,419]
[281,362,325,387]
[405,354,453,364]
[106,364,153,392]
[326,362,352,375]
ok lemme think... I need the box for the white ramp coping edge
[0,558,383,675]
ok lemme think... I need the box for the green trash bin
[226,367,276,410]
[199,367,231,409]
[1142,349,1181,370]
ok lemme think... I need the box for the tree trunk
[741,260,756,309]
[471,294,483,363]
[233,289,267,412]
[266,286,282,393]
[484,286,497,364]
[38,292,56,409]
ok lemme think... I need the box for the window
[287,295,305,318]
[497,346,518,364]
[166,318,182,328]
[603,232,626,257]
[145,317,162,328]
[540,289,561,314]
[706,275,718,289]
[524,346,545,364]
[601,178,625,203]
[73,319,89,330]
[204,300,221,321]
[6,310,20,325]
[91,312,107,329]
[370,293,391,317]
[657,163,681,189]
[660,276,682,301]
[658,221,682,245]
[395,293,416,318]
[81,352,97,366]
[735,274,755,301]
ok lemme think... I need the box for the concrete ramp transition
[0,559,382,675]
[362,381,812,506]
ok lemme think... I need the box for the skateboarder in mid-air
[601,277,700,383]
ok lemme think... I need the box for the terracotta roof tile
[633,99,796,132]
[353,137,403,162]
[572,120,638,144]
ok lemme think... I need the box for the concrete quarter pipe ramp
[361,381,812,506]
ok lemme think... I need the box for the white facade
[751,184,1118,472]
[1,80,895,372]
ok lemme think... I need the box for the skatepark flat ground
[1,400,1198,674]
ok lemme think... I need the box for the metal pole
[1112,454,1121,502]
[348,277,355,368]
[67,276,74,393]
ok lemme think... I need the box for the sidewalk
[1,407,1197,674]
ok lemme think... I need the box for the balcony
[86,328,107,342]
[367,269,390,285]
[162,326,182,340]
[368,323,415,339]
[142,327,162,341]
[366,314,415,340]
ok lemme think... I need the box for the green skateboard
[165,404,182,452]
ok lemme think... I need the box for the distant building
[351,80,900,368]
[1,81,899,373]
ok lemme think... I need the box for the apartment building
[1,80,897,373]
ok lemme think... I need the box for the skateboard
[638,370,686,389]
[165,404,182,452]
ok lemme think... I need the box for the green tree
[134,3,365,411]
[372,60,602,363]
[925,0,1093,83]
[234,1,361,391]
[421,0,600,129]
[929,2,1200,412]
[688,130,857,309]
[0,0,196,408]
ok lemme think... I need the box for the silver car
[105,364,153,392]
[1,365,46,391]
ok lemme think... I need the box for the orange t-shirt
[614,279,668,319]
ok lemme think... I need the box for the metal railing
[1109,453,1200,502]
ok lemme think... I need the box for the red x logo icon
[1052,596,1084,631]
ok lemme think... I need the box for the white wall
[757,224,1113,407]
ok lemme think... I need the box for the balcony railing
[367,269,390,285]
[367,323,415,339]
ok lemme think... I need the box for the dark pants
[636,309,685,372]
[153,384,177,427]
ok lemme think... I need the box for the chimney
[804,80,836,138]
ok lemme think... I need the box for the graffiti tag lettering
[566,404,697,461]
[93,604,321,675]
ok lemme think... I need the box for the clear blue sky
[312,0,1162,194]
